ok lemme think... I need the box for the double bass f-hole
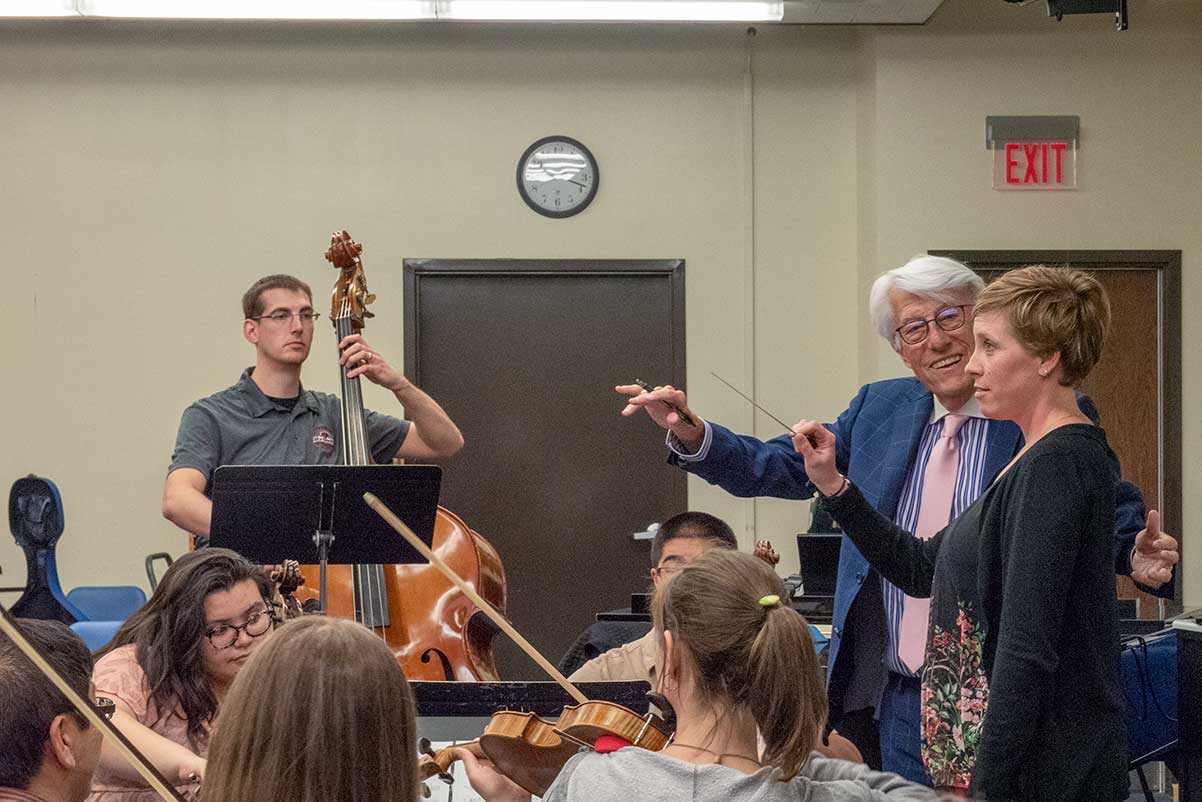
[420,647,455,682]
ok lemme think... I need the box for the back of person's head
[653,549,826,781]
[0,618,95,790]
[974,265,1110,387]
[205,616,418,802]
[869,254,986,344]
[99,548,271,747]
[241,274,313,319]
[650,511,738,567]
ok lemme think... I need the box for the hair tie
[757,594,781,608]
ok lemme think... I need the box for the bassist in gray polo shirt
[162,274,464,544]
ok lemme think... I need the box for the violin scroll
[753,539,780,568]
[261,560,308,621]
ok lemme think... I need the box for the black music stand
[209,465,441,613]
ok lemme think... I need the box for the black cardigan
[823,424,1126,802]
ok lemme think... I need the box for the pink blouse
[86,644,206,802]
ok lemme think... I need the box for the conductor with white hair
[616,254,1178,788]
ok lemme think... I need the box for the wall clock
[516,135,599,218]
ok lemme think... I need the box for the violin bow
[0,602,189,802]
[363,493,589,705]
[709,371,799,437]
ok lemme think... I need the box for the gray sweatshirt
[541,748,939,801]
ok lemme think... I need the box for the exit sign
[994,141,1077,190]
[986,116,1079,192]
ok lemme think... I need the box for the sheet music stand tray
[209,464,441,613]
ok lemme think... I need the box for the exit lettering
[1004,141,1068,186]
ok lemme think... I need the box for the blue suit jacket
[670,377,1152,723]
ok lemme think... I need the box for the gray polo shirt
[168,368,410,496]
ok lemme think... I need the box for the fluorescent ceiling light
[17,0,783,21]
[75,0,436,19]
[0,0,77,16]
[440,1,784,21]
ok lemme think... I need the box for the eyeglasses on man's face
[92,696,116,720]
[250,311,322,325]
[651,561,688,580]
[205,608,274,650]
[893,304,973,346]
[70,696,115,725]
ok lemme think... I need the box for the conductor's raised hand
[338,333,409,393]
[615,383,691,427]
[790,420,844,496]
[1131,509,1179,589]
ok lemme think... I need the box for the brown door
[403,259,688,678]
[935,250,1183,615]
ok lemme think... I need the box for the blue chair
[70,620,123,651]
[66,586,146,622]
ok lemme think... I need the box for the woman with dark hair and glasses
[86,548,276,802]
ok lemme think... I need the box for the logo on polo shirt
[312,426,335,452]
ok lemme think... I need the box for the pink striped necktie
[898,413,969,674]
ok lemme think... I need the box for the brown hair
[974,265,1110,387]
[241,274,313,319]
[653,549,826,781]
[97,548,272,749]
[204,616,418,802]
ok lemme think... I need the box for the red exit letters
[1004,141,1068,186]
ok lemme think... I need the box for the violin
[363,493,671,796]
[753,539,780,568]
[419,701,670,796]
[262,559,307,620]
[0,602,191,802]
[294,230,506,681]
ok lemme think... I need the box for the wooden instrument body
[303,230,506,682]
[296,506,505,680]
[419,701,671,796]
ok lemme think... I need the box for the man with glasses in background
[162,274,464,545]
[0,618,106,802]
[618,254,1178,786]
[568,511,738,686]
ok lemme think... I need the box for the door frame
[931,249,1182,604]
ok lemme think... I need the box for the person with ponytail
[463,549,936,802]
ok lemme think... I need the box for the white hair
[868,254,986,346]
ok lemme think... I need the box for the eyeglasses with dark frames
[92,696,116,721]
[893,304,973,346]
[250,311,322,325]
[204,607,275,650]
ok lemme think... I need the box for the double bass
[296,230,506,682]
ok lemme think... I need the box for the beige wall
[1,1,1197,607]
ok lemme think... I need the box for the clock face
[516,136,599,218]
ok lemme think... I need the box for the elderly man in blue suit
[618,254,1178,787]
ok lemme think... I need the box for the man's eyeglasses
[893,305,972,346]
[650,564,685,581]
[92,696,116,721]
[205,608,275,650]
[250,311,322,325]
[70,696,115,726]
